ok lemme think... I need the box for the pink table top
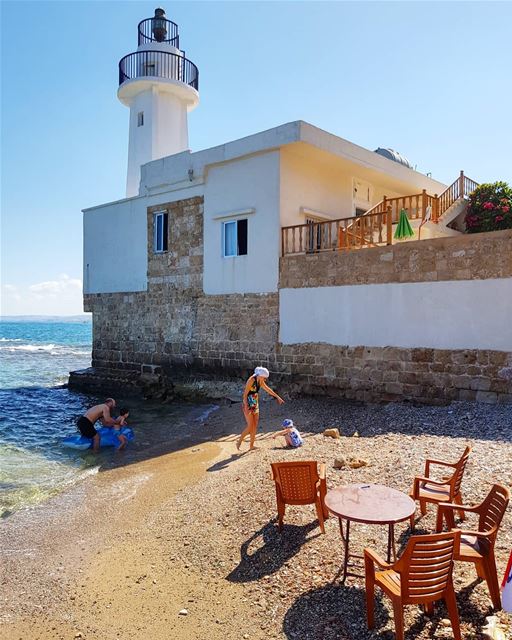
[325,483,416,525]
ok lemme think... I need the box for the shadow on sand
[283,583,389,640]
[227,519,321,583]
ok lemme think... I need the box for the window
[137,111,144,127]
[223,219,247,257]
[154,212,168,253]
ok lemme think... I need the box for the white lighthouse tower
[118,8,199,197]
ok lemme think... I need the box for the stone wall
[275,344,512,404]
[83,195,280,393]
[280,229,512,288]
[277,230,512,403]
[78,199,512,404]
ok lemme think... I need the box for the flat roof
[84,120,447,212]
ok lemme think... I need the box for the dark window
[237,219,248,255]
[137,111,144,127]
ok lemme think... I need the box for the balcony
[118,51,199,90]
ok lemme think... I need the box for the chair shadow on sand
[226,519,321,583]
[283,577,489,640]
[283,583,389,640]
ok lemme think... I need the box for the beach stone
[179,609,189,616]
[323,428,340,439]
[333,457,346,469]
[348,458,368,469]
[440,619,451,627]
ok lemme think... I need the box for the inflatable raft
[62,426,135,450]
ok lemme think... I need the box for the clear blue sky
[1,1,511,314]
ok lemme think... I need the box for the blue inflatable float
[62,426,135,450]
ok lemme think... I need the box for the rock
[348,458,368,469]
[178,609,188,616]
[333,458,346,469]
[440,618,451,627]
[323,428,340,439]
[352,431,359,437]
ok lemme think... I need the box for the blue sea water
[0,319,95,517]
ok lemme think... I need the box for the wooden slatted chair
[438,483,510,610]
[365,531,461,640]
[410,446,472,530]
[270,461,328,534]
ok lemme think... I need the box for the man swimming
[77,398,117,453]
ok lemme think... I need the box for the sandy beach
[2,397,511,639]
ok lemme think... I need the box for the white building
[79,9,512,404]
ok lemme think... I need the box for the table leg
[387,523,396,563]
[338,517,350,582]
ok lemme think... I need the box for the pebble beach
[2,396,511,639]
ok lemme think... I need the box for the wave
[0,343,90,356]
[0,338,23,342]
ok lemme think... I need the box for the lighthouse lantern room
[118,8,199,197]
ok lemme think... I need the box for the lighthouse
[118,8,199,197]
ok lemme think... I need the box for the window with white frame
[153,212,168,253]
[223,219,248,257]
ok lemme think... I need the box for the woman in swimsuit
[236,366,284,451]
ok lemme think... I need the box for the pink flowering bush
[465,181,512,233]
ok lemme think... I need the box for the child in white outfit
[273,419,303,448]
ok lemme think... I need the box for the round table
[324,483,416,582]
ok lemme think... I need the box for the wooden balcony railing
[281,208,394,255]
[281,171,478,256]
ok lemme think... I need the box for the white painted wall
[122,84,194,198]
[83,198,148,294]
[203,152,281,294]
[83,185,204,294]
[280,278,512,351]
[280,146,412,228]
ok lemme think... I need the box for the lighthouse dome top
[138,7,180,47]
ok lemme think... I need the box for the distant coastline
[0,315,91,323]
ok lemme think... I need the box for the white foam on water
[0,343,91,357]
[108,473,153,503]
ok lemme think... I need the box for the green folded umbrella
[394,208,415,240]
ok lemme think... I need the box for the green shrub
[465,181,512,233]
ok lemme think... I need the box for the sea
[0,317,95,518]
[0,317,219,520]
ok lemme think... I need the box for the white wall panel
[280,278,512,351]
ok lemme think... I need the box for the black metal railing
[138,17,179,47]
[118,51,199,90]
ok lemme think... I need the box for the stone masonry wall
[84,195,281,388]
[280,229,512,288]
[80,199,512,403]
[277,230,512,403]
